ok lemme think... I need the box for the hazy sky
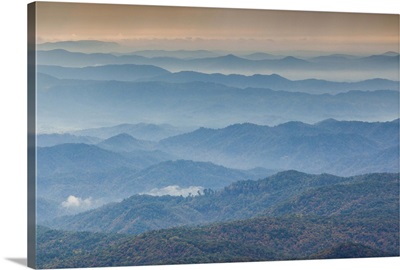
[35,2,399,54]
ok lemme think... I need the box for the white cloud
[61,195,92,209]
[144,185,204,197]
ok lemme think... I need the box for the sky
[34,2,399,54]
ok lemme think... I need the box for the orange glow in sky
[35,2,399,54]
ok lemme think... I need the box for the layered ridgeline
[36,119,398,221]
[36,148,271,222]
[37,122,194,147]
[37,153,264,203]
[37,64,398,94]
[46,171,398,234]
[36,49,399,81]
[38,171,399,268]
[159,119,399,174]
[36,73,398,130]
[36,159,267,221]
[36,48,399,130]
[35,46,399,267]
[73,122,193,141]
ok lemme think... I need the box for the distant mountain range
[38,64,399,94]
[38,119,399,178]
[36,118,398,223]
[37,150,268,199]
[37,143,136,176]
[36,74,399,130]
[160,119,399,175]
[146,71,398,94]
[73,122,194,141]
[128,49,222,59]
[38,64,170,81]
[36,142,270,213]
[37,41,222,58]
[37,49,399,81]
[37,133,101,147]
[37,40,122,53]
[120,159,255,193]
[97,133,156,152]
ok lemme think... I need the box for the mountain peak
[382,51,399,57]
[316,118,339,125]
[281,56,306,62]
[103,133,137,142]
[225,54,238,58]
[226,122,262,128]
[275,121,312,130]
[218,54,245,61]
[97,133,155,152]
[273,169,310,179]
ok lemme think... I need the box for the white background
[0,0,399,269]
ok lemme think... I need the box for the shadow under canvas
[5,258,27,267]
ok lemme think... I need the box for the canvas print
[28,2,399,269]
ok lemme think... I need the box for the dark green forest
[45,171,399,234]
[37,171,399,268]
[37,213,398,268]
